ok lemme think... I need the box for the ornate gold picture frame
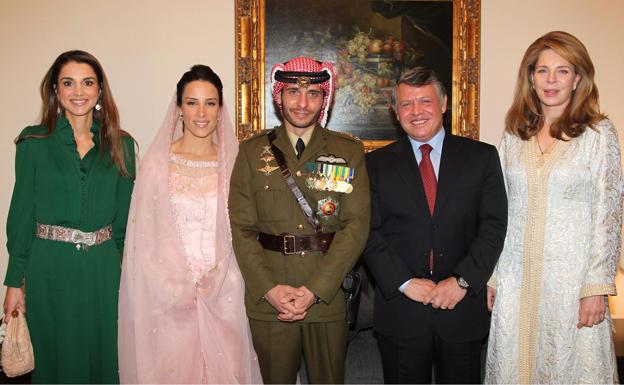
[236,0,481,150]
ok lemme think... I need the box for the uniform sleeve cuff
[580,283,616,298]
[254,281,278,305]
[306,281,338,304]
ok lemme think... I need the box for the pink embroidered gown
[118,99,261,384]
[159,154,260,383]
[170,155,219,284]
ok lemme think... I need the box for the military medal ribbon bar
[305,162,354,194]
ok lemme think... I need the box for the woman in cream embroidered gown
[118,65,262,383]
[485,31,622,384]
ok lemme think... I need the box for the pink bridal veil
[118,97,262,384]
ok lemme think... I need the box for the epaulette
[241,128,274,143]
[324,128,362,143]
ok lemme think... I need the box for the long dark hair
[21,50,133,177]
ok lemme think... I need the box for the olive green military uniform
[229,124,370,383]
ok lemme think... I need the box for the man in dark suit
[364,67,507,384]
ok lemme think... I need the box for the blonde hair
[505,31,605,140]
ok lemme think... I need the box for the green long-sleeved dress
[4,116,135,384]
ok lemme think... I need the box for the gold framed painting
[236,0,480,151]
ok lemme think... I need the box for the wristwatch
[314,295,322,304]
[455,275,470,290]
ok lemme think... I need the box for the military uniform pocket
[253,184,289,221]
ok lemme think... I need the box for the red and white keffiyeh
[270,56,336,127]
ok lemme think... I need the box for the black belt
[258,232,335,255]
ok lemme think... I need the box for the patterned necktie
[295,138,305,159]
[419,144,437,215]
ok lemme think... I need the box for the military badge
[297,76,311,89]
[305,174,325,191]
[305,162,354,194]
[257,145,279,176]
[317,197,339,219]
[315,154,347,164]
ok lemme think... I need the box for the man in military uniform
[229,56,370,384]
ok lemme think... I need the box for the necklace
[536,138,546,155]
[536,135,556,155]
[534,137,546,168]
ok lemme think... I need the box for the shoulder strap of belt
[267,130,322,233]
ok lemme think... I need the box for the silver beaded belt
[36,223,113,251]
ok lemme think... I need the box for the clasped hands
[264,284,317,322]
[404,277,467,310]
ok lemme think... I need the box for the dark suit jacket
[363,132,507,342]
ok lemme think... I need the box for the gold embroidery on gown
[486,119,621,384]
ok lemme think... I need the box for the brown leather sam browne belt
[258,232,335,255]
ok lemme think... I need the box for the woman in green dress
[2,50,135,383]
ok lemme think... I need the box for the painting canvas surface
[265,0,453,140]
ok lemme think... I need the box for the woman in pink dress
[118,65,262,383]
